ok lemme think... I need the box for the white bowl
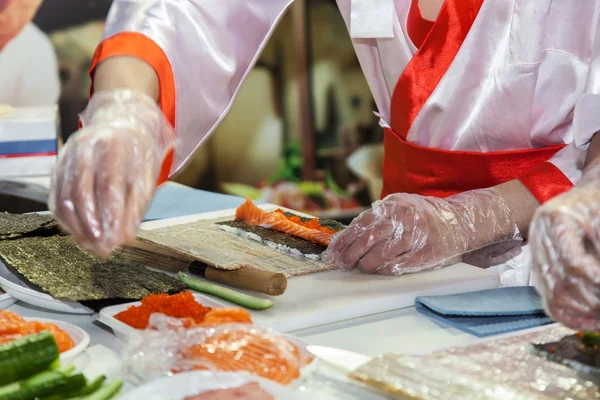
[0,291,15,309]
[23,317,91,362]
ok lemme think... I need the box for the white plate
[118,371,304,400]
[0,291,15,309]
[96,292,318,384]
[0,260,93,314]
[23,317,91,362]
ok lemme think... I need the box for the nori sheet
[0,212,58,240]
[216,212,345,256]
[0,235,185,302]
[533,334,600,375]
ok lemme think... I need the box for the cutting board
[138,208,501,333]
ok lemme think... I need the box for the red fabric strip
[518,162,573,204]
[88,32,176,186]
[381,128,567,198]
[391,0,484,140]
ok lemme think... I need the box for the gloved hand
[48,89,175,258]
[322,189,522,275]
[530,161,600,331]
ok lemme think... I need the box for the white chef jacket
[90,0,600,284]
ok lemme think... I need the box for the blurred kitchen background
[34,0,384,222]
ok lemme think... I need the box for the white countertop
[3,177,495,398]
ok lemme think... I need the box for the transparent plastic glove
[322,189,522,275]
[530,161,600,331]
[49,89,175,258]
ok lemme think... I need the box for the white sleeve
[100,0,294,174]
[573,16,600,149]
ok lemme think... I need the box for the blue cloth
[143,183,260,221]
[415,287,554,337]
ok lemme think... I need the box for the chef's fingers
[122,142,159,245]
[54,139,90,244]
[549,304,600,332]
[92,134,129,256]
[322,209,377,267]
[355,231,412,274]
[337,217,396,270]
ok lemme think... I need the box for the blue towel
[144,183,261,221]
[415,287,554,337]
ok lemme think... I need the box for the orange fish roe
[114,291,212,329]
[0,310,75,353]
[201,308,253,326]
[273,209,339,234]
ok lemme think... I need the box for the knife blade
[306,345,371,372]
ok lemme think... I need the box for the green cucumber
[0,373,86,400]
[78,379,122,400]
[179,272,273,310]
[0,332,59,386]
[58,375,107,399]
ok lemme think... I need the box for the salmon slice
[235,199,334,246]
[186,330,308,385]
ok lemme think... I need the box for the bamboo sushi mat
[126,218,332,277]
[350,325,600,400]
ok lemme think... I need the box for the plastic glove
[322,189,522,275]
[530,161,600,331]
[48,89,175,258]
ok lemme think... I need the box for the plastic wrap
[121,314,311,387]
[323,188,522,275]
[49,89,176,258]
[349,325,600,399]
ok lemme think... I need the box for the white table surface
[4,176,493,398]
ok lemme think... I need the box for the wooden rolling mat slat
[121,218,332,277]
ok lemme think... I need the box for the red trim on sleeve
[88,32,176,186]
[518,162,573,204]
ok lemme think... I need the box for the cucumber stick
[0,373,86,400]
[179,272,273,310]
[62,375,107,398]
[0,332,59,386]
[78,379,122,400]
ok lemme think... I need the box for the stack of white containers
[0,105,59,178]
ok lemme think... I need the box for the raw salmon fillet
[187,330,308,385]
[235,199,334,246]
[184,382,274,400]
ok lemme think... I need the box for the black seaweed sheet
[0,234,185,306]
[0,212,58,240]
[533,334,600,375]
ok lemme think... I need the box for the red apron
[381,0,572,202]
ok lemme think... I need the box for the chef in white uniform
[49,0,598,285]
[0,0,60,107]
